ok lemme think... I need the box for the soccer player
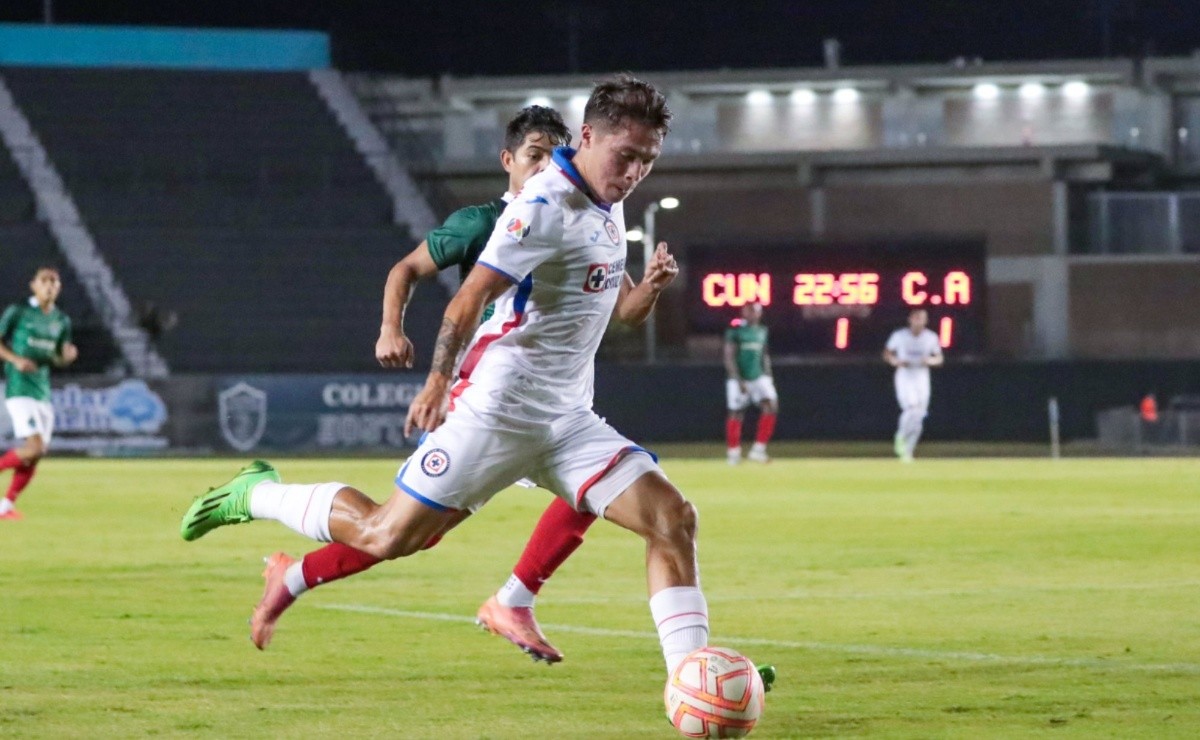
[182,75,755,688]
[724,301,777,464]
[883,308,943,462]
[371,105,591,662]
[0,266,77,520]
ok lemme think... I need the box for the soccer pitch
[3,457,1199,738]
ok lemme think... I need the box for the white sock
[249,481,345,542]
[649,586,709,675]
[496,574,536,609]
[284,561,309,597]
[0,499,11,515]
[750,442,766,454]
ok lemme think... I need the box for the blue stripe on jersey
[551,146,611,212]
[512,274,533,315]
[394,461,453,512]
[478,260,521,284]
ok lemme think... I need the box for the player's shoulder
[444,202,500,229]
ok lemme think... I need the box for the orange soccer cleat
[475,595,563,663]
[250,552,297,650]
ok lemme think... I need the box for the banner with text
[214,374,425,452]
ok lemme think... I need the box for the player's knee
[649,490,698,547]
[22,438,45,460]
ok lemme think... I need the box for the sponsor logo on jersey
[583,258,625,293]
[525,195,549,205]
[604,220,621,244]
[421,448,451,477]
[505,217,531,242]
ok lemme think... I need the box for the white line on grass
[318,603,1200,675]
[541,579,1200,604]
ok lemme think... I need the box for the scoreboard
[687,240,986,355]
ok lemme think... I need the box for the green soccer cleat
[757,664,776,692]
[180,460,279,541]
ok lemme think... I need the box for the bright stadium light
[832,87,860,103]
[626,227,644,242]
[525,95,553,108]
[1018,81,1047,99]
[643,197,681,361]
[790,88,817,104]
[1062,81,1091,99]
[568,94,589,111]
[972,82,1000,100]
[746,89,773,105]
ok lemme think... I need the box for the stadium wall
[3,363,1195,454]
[0,23,329,70]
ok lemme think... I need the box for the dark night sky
[1,0,1199,76]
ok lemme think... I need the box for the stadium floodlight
[626,227,645,242]
[643,197,681,362]
[790,88,817,104]
[746,89,773,106]
[832,87,860,103]
[1018,81,1047,99]
[525,95,553,108]
[972,83,1000,100]
[1062,81,1091,99]
[568,94,589,111]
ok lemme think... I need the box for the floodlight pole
[643,201,659,363]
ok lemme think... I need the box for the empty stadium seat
[4,68,440,372]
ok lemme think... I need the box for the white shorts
[726,377,778,411]
[894,371,931,414]
[395,402,662,518]
[4,397,55,444]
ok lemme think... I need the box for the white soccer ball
[664,646,766,738]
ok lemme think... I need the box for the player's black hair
[584,73,672,136]
[32,264,61,277]
[504,106,572,153]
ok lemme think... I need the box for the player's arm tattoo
[430,316,463,378]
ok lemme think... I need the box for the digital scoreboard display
[687,240,986,355]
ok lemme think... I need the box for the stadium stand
[3,68,443,372]
[0,145,115,375]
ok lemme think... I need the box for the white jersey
[885,328,942,379]
[457,147,626,422]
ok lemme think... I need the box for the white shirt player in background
[883,309,944,462]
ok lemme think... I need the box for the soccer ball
[665,646,765,738]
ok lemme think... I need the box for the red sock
[300,542,382,589]
[0,449,21,471]
[512,497,597,595]
[725,418,742,449]
[7,462,36,502]
[755,413,777,445]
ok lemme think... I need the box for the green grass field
[3,457,1200,738]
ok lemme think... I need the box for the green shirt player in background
[0,265,77,520]
[375,105,572,367]
[724,301,778,464]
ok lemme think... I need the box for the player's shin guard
[298,542,382,591]
[508,497,597,600]
[754,413,776,445]
[650,586,710,675]
[249,481,344,541]
[6,462,36,502]
[725,418,742,450]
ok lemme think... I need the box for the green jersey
[725,319,768,381]
[425,197,505,322]
[1,301,72,401]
